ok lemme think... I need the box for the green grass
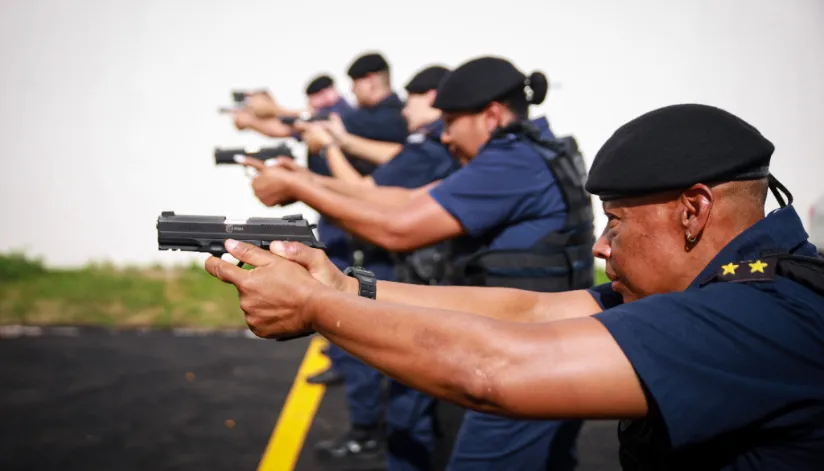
[594,268,609,285]
[0,252,246,328]
[0,251,609,328]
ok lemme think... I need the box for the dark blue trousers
[338,261,437,471]
[385,380,437,471]
[447,411,583,471]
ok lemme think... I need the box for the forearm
[310,287,518,411]
[309,286,615,417]
[345,276,599,323]
[286,175,402,248]
[276,107,310,118]
[313,174,423,207]
[325,145,369,185]
[339,133,403,165]
[247,117,294,138]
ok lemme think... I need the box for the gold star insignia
[749,260,768,273]
[721,263,738,275]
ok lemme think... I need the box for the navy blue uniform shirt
[428,116,567,252]
[305,97,354,176]
[309,94,407,264]
[341,93,408,144]
[340,92,408,176]
[589,205,824,470]
[355,119,459,273]
[371,119,459,189]
[292,97,354,144]
[307,93,407,177]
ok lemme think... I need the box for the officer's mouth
[606,270,623,291]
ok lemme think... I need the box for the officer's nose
[592,231,611,261]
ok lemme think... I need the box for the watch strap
[344,266,377,300]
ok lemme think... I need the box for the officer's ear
[484,103,504,132]
[679,184,713,248]
[425,89,437,107]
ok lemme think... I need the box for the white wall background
[0,0,822,268]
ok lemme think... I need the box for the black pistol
[232,90,248,104]
[231,89,267,104]
[157,211,324,258]
[217,89,267,114]
[277,111,331,126]
[213,144,295,165]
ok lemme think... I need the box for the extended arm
[322,113,403,165]
[235,112,295,138]
[245,92,309,119]
[309,290,645,418]
[308,171,438,207]
[280,171,462,252]
[325,144,371,185]
[364,278,603,323]
[206,241,644,420]
[268,238,603,324]
[337,133,403,165]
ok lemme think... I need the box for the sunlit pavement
[0,328,620,471]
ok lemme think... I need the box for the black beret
[347,52,389,79]
[433,56,548,112]
[405,65,451,94]
[585,104,775,201]
[305,75,334,96]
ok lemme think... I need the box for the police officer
[306,56,409,389]
[232,74,352,139]
[243,64,458,471]
[230,68,401,386]
[299,74,354,386]
[207,103,824,471]
[239,56,593,470]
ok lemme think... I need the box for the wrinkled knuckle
[238,298,254,314]
[235,243,249,257]
[247,322,264,338]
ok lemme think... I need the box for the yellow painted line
[257,336,330,471]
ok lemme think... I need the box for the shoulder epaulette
[713,257,777,283]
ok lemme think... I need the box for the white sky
[0,0,822,267]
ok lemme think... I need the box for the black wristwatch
[344,266,377,300]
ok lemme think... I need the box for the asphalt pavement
[0,327,620,471]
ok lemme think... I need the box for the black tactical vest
[443,120,596,292]
[617,251,824,470]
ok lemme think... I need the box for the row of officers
[219,49,824,471]
[227,51,591,471]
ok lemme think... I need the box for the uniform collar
[372,92,403,109]
[423,118,444,138]
[530,115,555,140]
[405,119,444,144]
[320,97,351,116]
[691,205,810,287]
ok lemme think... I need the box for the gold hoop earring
[686,232,697,244]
